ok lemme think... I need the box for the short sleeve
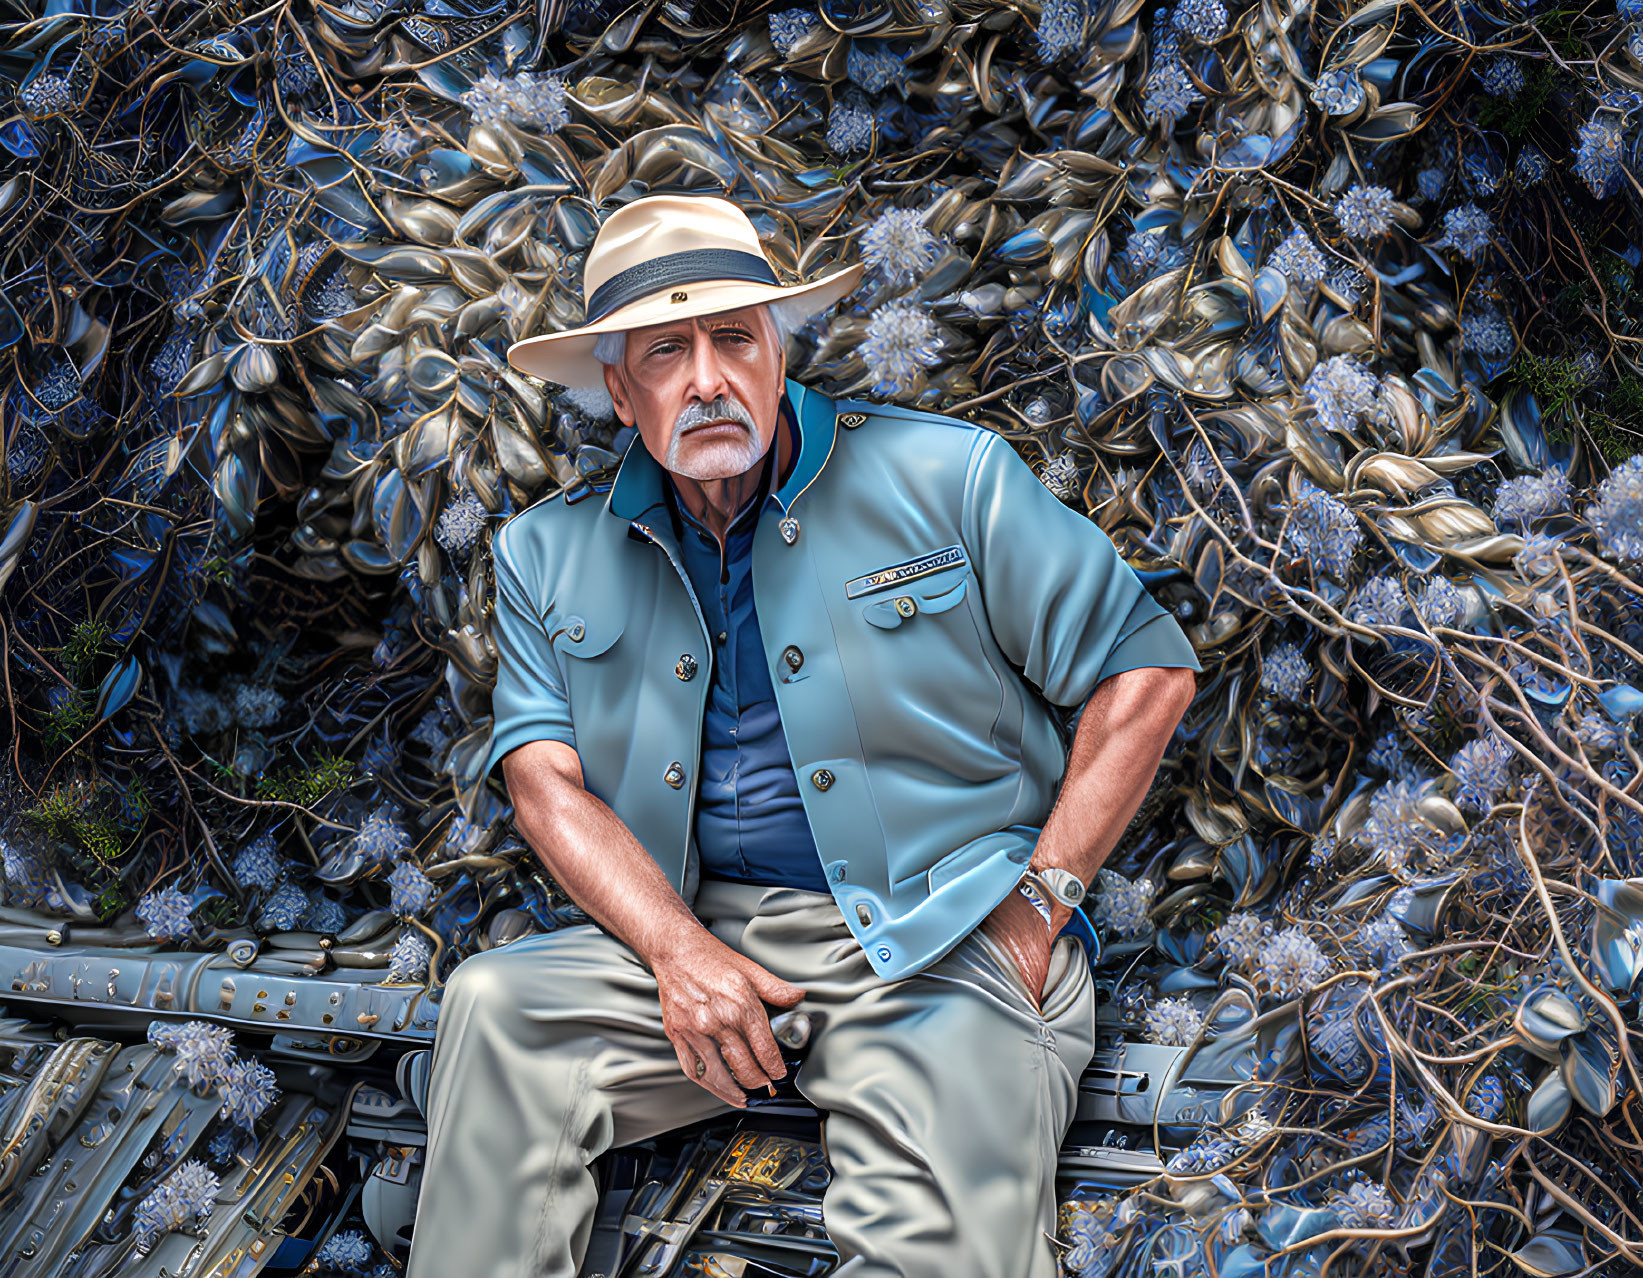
[478,532,578,790]
[963,433,1202,708]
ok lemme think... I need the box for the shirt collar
[605,377,839,525]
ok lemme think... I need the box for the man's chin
[666,435,764,481]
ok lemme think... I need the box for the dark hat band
[584,248,780,325]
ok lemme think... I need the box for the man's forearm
[979,665,1196,1000]
[1032,666,1198,900]
[503,750,706,969]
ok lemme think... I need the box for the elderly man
[406,194,1201,1278]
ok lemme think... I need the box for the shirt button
[894,596,916,618]
[716,631,727,647]
[782,645,804,672]
[567,622,586,641]
[828,863,847,884]
[663,762,685,789]
[675,654,698,681]
[855,903,872,926]
[810,768,834,791]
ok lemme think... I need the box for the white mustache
[673,395,756,436]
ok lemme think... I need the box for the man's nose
[685,326,732,405]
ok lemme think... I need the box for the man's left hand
[977,887,1073,1012]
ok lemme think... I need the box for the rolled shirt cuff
[480,724,579,792]
[1094,612,1203,686]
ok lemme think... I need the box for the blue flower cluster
[132,1160,219,1253]
[1333,184,1395,239]
[460,70,570,133]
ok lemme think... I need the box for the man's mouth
[683,419,747,434]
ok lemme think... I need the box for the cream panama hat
[507,194,865,389]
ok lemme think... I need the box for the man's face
[602,304,786,482]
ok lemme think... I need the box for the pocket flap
[911,570,968,613]
[546,611,624,658]
[859,567,969,628]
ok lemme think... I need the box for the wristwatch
[1014,866,1087,933]
[1029,866,1087,908]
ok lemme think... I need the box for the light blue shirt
[474,379,1202,982]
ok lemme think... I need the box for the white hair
[592,300,796,367]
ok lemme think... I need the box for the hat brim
[506,262,865,388]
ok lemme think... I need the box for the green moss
[192,895,241,930]
[1608,375,1643,420]
[1583,411,1643,464]
[77,816,123,867]
[1407,700,1470,763]
[1579,376,1643,464]
[23,783,89,831]
[60,620,111,679]
[1505,353,1642,465]
[114,777,150,828]
[1452,985,1513,1025]
[1508,352,1587,415]
[205,755,242,789]
[43,686,92,748]
[1183,897,1231,938]
[1600,250,1635,296]
[20,779,129,883]
[254,753,355,804]
[93,883,126,921]
[198,554,239,588]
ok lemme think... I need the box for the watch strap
[1015,878,1056,935]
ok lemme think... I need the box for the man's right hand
[650,930,807,1108]
[500,745,806,1106]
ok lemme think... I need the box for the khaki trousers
[405,880,1096,1278]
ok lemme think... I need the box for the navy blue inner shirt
[663,401,830,892]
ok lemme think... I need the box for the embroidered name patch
[845,545,968,599]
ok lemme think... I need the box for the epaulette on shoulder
[491,484,581,551]
[519,488,567,517]
[499,488,559,526]
[832,398,991,434]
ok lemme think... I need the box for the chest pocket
[857,562,971,630]
[838,545,1010,810]
[545,611,625,659]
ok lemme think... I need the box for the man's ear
[603,360,634,427]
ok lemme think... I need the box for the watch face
[1043,870,1083,905]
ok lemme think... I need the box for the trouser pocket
[1038,933,1091,1025]
[982,927,1091,1019]
[964,925,1040,1004]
